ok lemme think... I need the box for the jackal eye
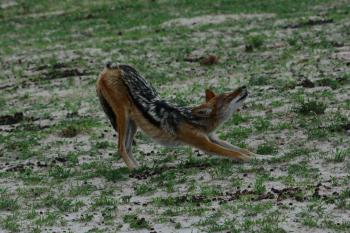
[193,107,212,117]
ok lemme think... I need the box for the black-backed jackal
[96,63,259,169]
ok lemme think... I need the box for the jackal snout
[214,86,248,121]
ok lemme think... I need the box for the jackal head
[191,86,248,131]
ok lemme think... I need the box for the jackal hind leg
[209,134,260,157]
[125,119,139,167]
[181,129,250,161]
[115,109,138,169]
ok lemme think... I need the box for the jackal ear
[192,106,212,118]
[205,89,216,102]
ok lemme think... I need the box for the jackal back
[97,64,206,136]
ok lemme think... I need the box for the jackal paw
[239,153,251,161]
[128,163,139,170]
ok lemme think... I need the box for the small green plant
[34,211,61,226]
[95,141,111,149]
[60,125,80,138]
[134,183,154,195]
[249,76,270,86]
[287,34,300,47]
[288,163,318,178]
[92,195,118,208]
[294,100,327,115]
[123,214,150,229]
[225,127,252,143]
[253,117,271,132]
[2,214,20,232]
[18,168,43,184]
[271,100,283,108]
[48,166,72,180]
[66,151,79,166]
[307,127,328,140]
[95,165,129,182]
[328,148,349,163]
[245,34,265,51]
[257,143,277,155]
[243,202,272,217]
[301,213,318,227]
[335,188,350,210]
[26,208,37,220]
[80,213,94,222]
[254,176,266,195]
[317,78,339,89]
[175,222,182,229]
[69,184,97,196]
[0,193,19,211]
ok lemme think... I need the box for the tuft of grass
[48,166,72,180]
[317,77,340,89]
[66,151,79,166]
[123,214,150,229]
[94,141,112,149]
[254,176,267,195]
[95,165,129,182]
[249,76,270,86]
[334,188,350,210]
[0,192,19,211]
[256,143,277,155]
[55,117,99,136]
[327,148,349,163]
[60,125,80,138]
[1,214,20,232]
[69,183,97,197]
[245,34,265,52]
[294,100,327,115]
[42,195,84,212]
[229,114,250,125]
[307,127,328,140]
[92,195,118,209]
[300,213,318,227]
[225,127,252,143]
[18,168,43,184]
[243,202,273,217]
[80,213,94,222]
[288,163,319,178]
[134,183,155,195]
[253,117,271,132]
[34,211,61,226]
[322,219,350,231]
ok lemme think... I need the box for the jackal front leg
[116,109,138,169]
[209,134,260,157]
[180,127,250,161]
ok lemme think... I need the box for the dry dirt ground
[0,0,350,233]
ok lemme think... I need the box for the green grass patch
[123,214,150,230]
[294,100,327,116]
